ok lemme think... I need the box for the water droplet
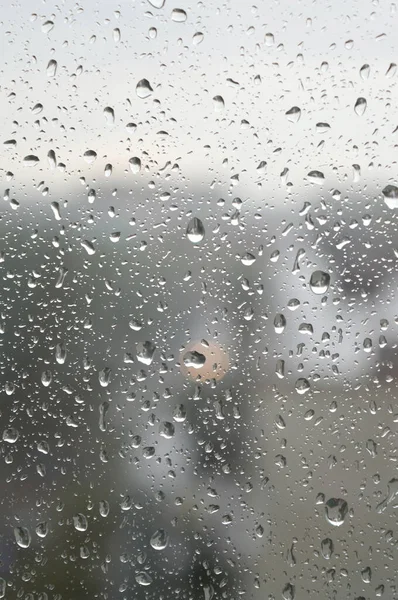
[186,217,205,243]
[136,79,153,99]
[36,522,48,538]
[46,59,57,77]
[359,64,370,79]
[47,149,56,168]
[149,27,157,39]
[241,252,256,266]
[173,404,186,422]
[113,27,121,43]
[282,583,295,600]
[361,566,372,583]
[55,342,67,364]
[73,513,88,532]
[382,184,398,209]
[285,106,301,123]
[81,240,96,255]
[295,378,310,395]
[23,155,39,166]
[354,97,367,116]
[129,157,141,174]
[193,32,204,45]
[99,500,110,517]
[98,367,112,387]
[2,428,19,443]
[386,62,397,78]
[41,370,52,387]
[104,106,115,124]
[41,20,54,34]
[159,421,175,438]
[321,538,334,559]
[83,150,97,164]
[14,526,31,548]
[316,122,330,133]
[325,498,348,526]
[136,341,156,365]
[147,0,165,7]
[274,313,286,333]
[135,572,153,586]
[265,32,274,46]
[32,103,43,114]
[104,163,112,177]
[150,528,169,550]
[183,351,206,368]
[309,270,330,294]
[213,95,225,112]
[171,8,187,21]
[307,170,325,184]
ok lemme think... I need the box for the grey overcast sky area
[0,0,397,200]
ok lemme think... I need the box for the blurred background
[0,0,398,598]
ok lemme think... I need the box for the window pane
[1,1,397,599]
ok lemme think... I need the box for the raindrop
[46,59,57,77]
[282,583,295,600]
[213,95,225,112]
[73,513,88,532]
[147,0,165,7]
[382,184,398,209]
[307,170,325,184]
[171,8,187,21]
[186,217,205,243]
[129,157,141,174]
[83,150,97,164]
[325,498,348,526]
[295,378,310,395]
[183,351,206,368]
[23,155,39,166]
[135,572,153,586]
[104,106,115,124]
[359,64,370,79]
[159,421,175,438]
[41,20,54,34]
[136,341,156,365]
[14,527,31,548]
[354,97,367,116]
[321,538,334,559]
[309,270,330,294]
[136,79,153,99]
[193,32,204,45]
[285,106,301,123]
[2,428,19,443]
[150,528,169,550]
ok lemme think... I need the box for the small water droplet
[42,20,54,34]
[104,106,115,124]
[359,64,370,79]
[213,95,225,112]
[193,32,204,45]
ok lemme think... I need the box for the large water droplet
[129,157,142,174]
[321,538,334,559]
[171,8,187,21]
[135,572,153,586]
[285,106,301,123]
[136,79,153,99]
[186,217,205,243]
[309,270,330,294]
[73,513,88,532]
[354,97,367,116]
[382,184,398,209]
[23,155,39,166]
[183,350,206,368]
[83,150,97,164]
[150,528,169,550]
[307,170,325,184]
[295,378,310,395]
[159,421,175,438]
[46,59,57,77]
[3,428,19,443]
[14,526,31,548]
[325,498,348,526]
[136,341,156,365]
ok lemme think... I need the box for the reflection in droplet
[183,350,206,368]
